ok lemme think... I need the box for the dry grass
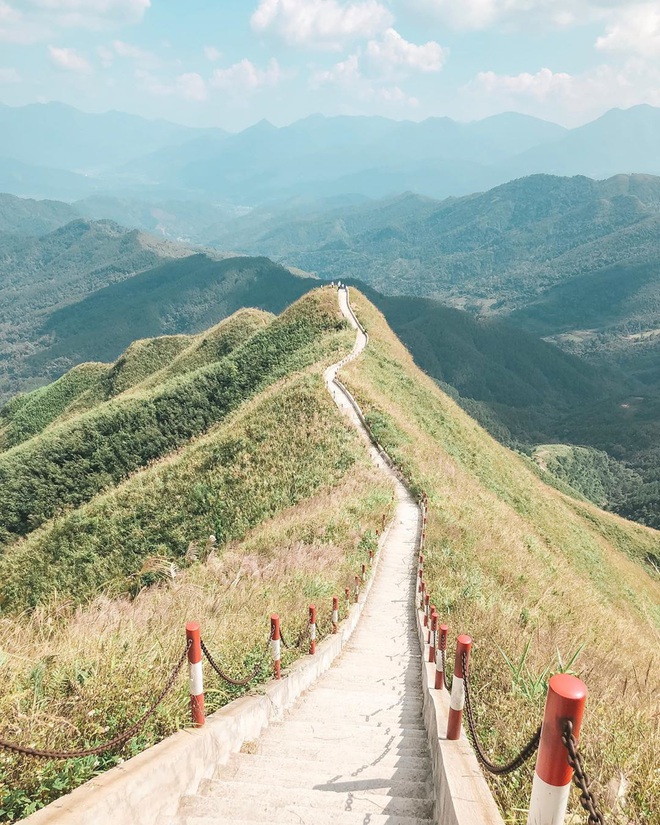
[342,288,660,825]
[0,465,394,820]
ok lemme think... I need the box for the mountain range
[2,102,660,204]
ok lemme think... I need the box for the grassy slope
[0,309,272,449]
[0,293,344,545]
[0,287,395,818]
[342,289,660,822]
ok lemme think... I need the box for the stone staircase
[168,459,433,824]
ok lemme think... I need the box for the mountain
[2,287,657,822]
[75,194,241,242]
[141,112,565,202]
[0,192,79,235]
[0,102,226,174]
[508,104,660,180]
[211,173,660,332]
[0,155,97,200]
[1,103,660,206]
[0,215,318,402]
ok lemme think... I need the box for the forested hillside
[0,216,315,402]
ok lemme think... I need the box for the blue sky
[0,0,659,130]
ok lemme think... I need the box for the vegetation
[342,289,660,822]
[0,287,395,819]
[0,291,346,547]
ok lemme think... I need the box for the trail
[170,286,432,824]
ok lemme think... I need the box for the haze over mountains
[2,102,660,204]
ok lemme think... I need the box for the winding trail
[171,287,432,824]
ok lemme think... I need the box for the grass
[0,286,396,820]
[0,469,393,821]
[0,291,348,545]
[342,288,660,824]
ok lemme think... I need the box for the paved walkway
[171,287,432,825]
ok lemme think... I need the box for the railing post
[345,586,350,614]
[354,574,360,602]
[186,622,205,727]
[332,596,339,633]
[270,614,281,680]
[309,605,317,655]
[424,592,430,627]
[527,674,587,825]
[361,563,367,583]
[369,548,374,564]
[447,634,472,740]
[435,623,448,689]
[428,609,438,661]
[419,579,426,610]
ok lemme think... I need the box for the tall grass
[342,289,660,824]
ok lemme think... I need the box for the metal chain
[461,651,541,776]
[0,642,190,760]
[200,638,265,687]
[562,721,606,825]
[279,626,292,650]
[441,648,452,692]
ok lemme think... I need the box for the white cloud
[0,66,20,83]
[310,54,419,107]
[405,0,621,31]
[204,45,222,62]
[97,44,113,66]
[464,61,660,124]
[310,53,361,87]
[366,28,447,75]
[596,3,660,57]
[26,0,150,27]
[251,0,393,49]
[48,44,92,72]
[211,58,283,92]
[472,67,574,100]
[110,38,159,66]
[176,72,207,101]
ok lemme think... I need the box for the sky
[0,0,659,131]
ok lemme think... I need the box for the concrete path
[171,287,432,825]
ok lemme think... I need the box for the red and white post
[361,562,367,583]
[446,634,472,740]
[419,580,426,610]
[345,586,350,613]
[186,622,205,727]
[427,604,435,643]
[354,574,360,602]
[428,609,438,661]
[270,614,281,680]
[332,595,339,633]
[527,674,587,825]
[369,548,374,564]
[424,592,430,628]
[309,604,317,655]
[435,623,448,690]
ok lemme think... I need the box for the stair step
[231,750,432,772]
[173,809,433,825]
[254,737,429,760]
[264,720,427,737]
[181,779,434,819]
[213,763,432,798]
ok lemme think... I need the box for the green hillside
[342,290,660,821]
[0,291,346,553]
[0,217,315,403]
[0,287,658,823]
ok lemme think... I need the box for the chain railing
[415,490,606,825]
[200,638,268,687]
[461,650,541,775]
[0,641,190,760]
[563,721,606,825]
